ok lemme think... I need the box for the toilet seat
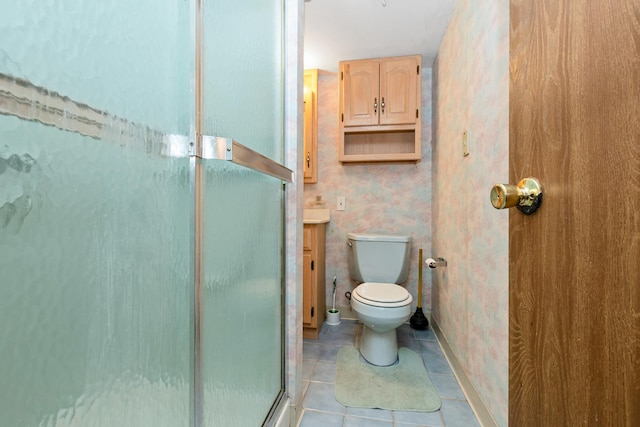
[353,282,411,308]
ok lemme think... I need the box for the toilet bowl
[346,232,414,366]
[351,282,413,366]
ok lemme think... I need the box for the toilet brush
[330,277,337,312]
[329,277,338,314]
[410,248,429,330]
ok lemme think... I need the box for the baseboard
[431,318,499,427]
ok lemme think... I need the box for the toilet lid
[354,282,410,304]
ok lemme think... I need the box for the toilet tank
[347,232,412,284]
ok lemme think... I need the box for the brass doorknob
[490,177,543,215]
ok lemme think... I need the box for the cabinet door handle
[381,97,385,114]
[374,97,378,114]
[306,152,310,168]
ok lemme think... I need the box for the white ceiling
[303,0,457,72]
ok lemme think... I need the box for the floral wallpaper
[432,0,509,425]
[303,67,433,318]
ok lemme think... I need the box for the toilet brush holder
[326,309,341,326]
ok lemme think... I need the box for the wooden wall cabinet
[303,223,326,339]
[303,69,318,183]
[339,55,422,163]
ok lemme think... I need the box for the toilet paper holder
[426,257,447,269]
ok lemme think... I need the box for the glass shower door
[0,0,289,425]
[0,1,194,426]
[198,0,286,425]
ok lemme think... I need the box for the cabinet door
[303,89,316,182]
[303,69,318,183]
[303,225,315,328]
[302,249,313,326]
[341,60,379,126]
[379,57,419,125]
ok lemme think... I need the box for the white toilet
[347,232,413,366]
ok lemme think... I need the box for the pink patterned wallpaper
[304,67,433,318]
[432,0,509,425]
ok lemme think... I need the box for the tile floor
[298,320,481,427]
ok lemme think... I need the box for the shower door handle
[196,135,294,183]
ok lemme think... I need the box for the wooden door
[509,1,640,425]
[341,60,379,126]
[379,56,419,125]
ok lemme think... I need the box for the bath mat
[335,346,441,412]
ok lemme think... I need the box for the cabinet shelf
[340,125,420,162]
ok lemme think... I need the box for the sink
[303,208,330,224]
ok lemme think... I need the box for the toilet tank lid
[347,232,411,243]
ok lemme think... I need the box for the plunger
[410,248,429,330]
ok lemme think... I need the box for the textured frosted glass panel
[0,115,193,427]
[202,162,283,426]
[0,0,194,424]
[201,0,285,424]
[203,0,283,159]
[0,0,192,132]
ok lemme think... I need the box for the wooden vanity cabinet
[339,55,422,162]
[303,223,326,339]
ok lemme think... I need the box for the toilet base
[360,326,398,366]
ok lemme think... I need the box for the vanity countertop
[303,208,330,224]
